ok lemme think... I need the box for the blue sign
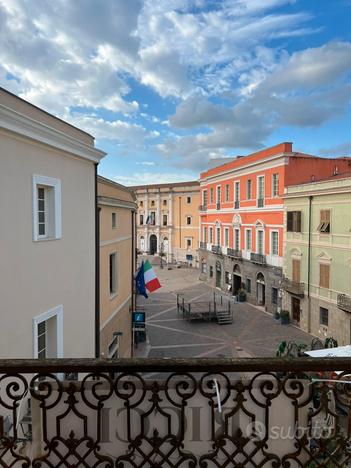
[132,312,145,323]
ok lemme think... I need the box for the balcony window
[257,176,264,207]
[246,179,252,200]
[270,231,278,256]
[224,228,229,247]
[210,188,214,203]
[216,186,221,203]
[245,229,252,251]
[317,210,330,233]
[292,259,301,283]
[216,227,220,246]
[225,184,229,202]
[287,211,301,232]
[272,173,279,197]
[234,228,240,251]
[203,190,208,206]
[257,230,264,254]
[319,263,330,289]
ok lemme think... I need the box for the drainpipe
[131,208,135,358]
[307,195,313,333]
[94,164,100,358]
[179,196,182,259]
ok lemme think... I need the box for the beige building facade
[0,87,105,358]
[98,176,137,358]
[131,182,200,265]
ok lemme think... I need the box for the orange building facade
[199,142,351,313]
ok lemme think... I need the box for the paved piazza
[136,263,313,358]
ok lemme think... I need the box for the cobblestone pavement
[135,264,313,359]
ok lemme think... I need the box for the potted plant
[280,309,290,325]
[237,288,247,302]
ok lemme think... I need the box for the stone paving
[135,263,314,359]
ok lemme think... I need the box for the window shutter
[287,212,293,231]
[292,259,300,283]
[296,211,301,232]
[320,264,330,288]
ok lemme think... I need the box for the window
[33,175,61,241]
[257,230,264,254]
[234,228,240,250]
[246,278,252,293]
[209,227,213,243]
[287,211,301,232]
[163,199,167,206]
[257,176,264,205]
[319,263,330,289]
[163,214,167,226]
[140,214,144,225]
[187,196,191,204]
[224,228,229,247]
[225,185,230,202]
[234,181,240,202]
[272,173,279,197]
[246,179,252,200]
[109,252,117,296]
[186,216,192,225]
[33,305,63,359]
[225,271,230,284]
[204,227,207,242]
[108,334,121,359]
[140,201,143,207]
[112,212,117,229]
[272,287,278,305]
[186,238,192,249]
[292,259,301,283]
[245,229,252,251]
[150,212,156,225]
[216,186,221,203]
[216,227,221,245]
[151,200,155,207]
[201,260,207,274]
[203,190,208,206]
[210,188,214,203]
[271,231,278,255]
[320,307,329,326]
[210,266,214,277]
[317,210,331,233]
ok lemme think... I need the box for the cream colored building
[0,87,105,358]
[131,181,200,265]
[98,176,137,358]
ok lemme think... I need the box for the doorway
[291,297,300,325]
[256,272,265,306]
[233,264,241,295]
[215,261,222,288]
[149,234,157,255]
[140,236,145,252]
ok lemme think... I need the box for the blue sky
[1,0,351,185]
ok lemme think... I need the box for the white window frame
[234,228,240,250]
[216,185,221,203]
[257,175,265,202]
[202,190,208,205]
[186,216,192,225]
[109,251,118,298]
[225,184,230,202]
[185,237,192,249]
[270,230,279,256]
[203,227,207,243]
[209,227,213,243]
[216,226,221,246]
[210,187,214,203]
[245,228,252,251]
[224,227,229,247]
[256,229,264,254]
[33,305,63,358]
[272,173,279,197]
[234,181,240,202]
[32,175,62,241]
[246,179,252,200]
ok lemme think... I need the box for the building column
[156,191,161,226]
[145,192,149,224]
[168,191,173,226]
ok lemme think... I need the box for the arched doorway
[256,272,265,306]
[140,236,145,252]
[233,264,242,295]
[215,261,222,288]
[149,234,157,255]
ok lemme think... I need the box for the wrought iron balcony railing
[211,245,222,255]
[282,278,305,297]
[227,248,242,259]
[0,358,351,467]
[199,204,207,211]
[337,293,351,313]
[250,252,266,264]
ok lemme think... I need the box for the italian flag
[144,260,161,293]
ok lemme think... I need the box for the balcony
[282,277,305,297]
[257,198,264,208]
[337,293,351,313]
[227,248,242,259]
[216,202,221,210]
[211,245,222,255]
[199,204,207,211]
[234,200,240,209]
[0,358,351,466]
[250,252,266,264]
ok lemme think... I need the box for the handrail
[0,357,351,373]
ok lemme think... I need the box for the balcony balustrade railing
[227,248,242,259]
[211,245,222,255]
[282,278,305,297]
[0,358,350,466]
[337,293,351,313]
[250,252,266,264]
[234,200,240,209]
[216,202,221,210]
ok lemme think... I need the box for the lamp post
[160,241,164,269]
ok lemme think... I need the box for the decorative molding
[0,103,105,163]
[98,196,137,211]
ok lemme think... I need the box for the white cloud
[112,171,197,186]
